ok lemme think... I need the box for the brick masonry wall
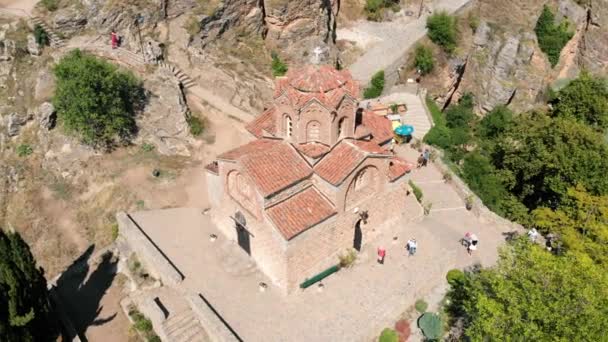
[298,101,332,144]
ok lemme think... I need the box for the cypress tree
[0,230,57,341]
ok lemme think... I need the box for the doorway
[234,211,251,255]
[353,219,362,252]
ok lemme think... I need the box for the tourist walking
[463,232,478,256]
[111,30,118,49]
[417,154,424,168]
[406,238,417,256]
[423,149,430,167]
[377,247,386,264]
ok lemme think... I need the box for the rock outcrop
[27,34,41,56]
[5,112,32,137]
[136,68,193,156]
[37,102,56,130]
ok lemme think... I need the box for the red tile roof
[266,187,336,240]
[246,107,277,138]
[351,139,389,154]
[388,157,414,181]
[204,161,219,174]
[218,139,312,197]
[295,142,331,159]
[274,65,359,110]
[362,110,394,144]
[314,140,365,185]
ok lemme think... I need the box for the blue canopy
[394,124,414,136]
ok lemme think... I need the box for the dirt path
[0,0,38,16]
[345,0,472,86]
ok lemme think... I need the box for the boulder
[6,112,32,137]
[34,68,56,101]
[136,69,193,156]
[37,102,56,130]
[27,34,41,56]
[473,21,491,46]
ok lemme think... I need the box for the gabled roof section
[388,157,414,181]
[295,142,331,159]
[217,139,312,197]
[314,139,389,186]
[266,187,336,240]
[246,107,277,138]
[361,110,393,144]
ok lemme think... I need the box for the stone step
[164,311,197,335]
[173,321,205,342]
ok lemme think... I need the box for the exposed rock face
[137,68,193,156]
[428,0,608,114]
[264,0,339,64]
[192,0,339,65]
[52,6,88,35]
[37,102,56,130]
[143,39,164,63]
[27,34,41,56]
[34,68,55,102]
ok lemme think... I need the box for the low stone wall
[187,294,241,342]
[116,211,184,286]
[430,155,524,231]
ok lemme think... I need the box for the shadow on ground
[56,245,118,342]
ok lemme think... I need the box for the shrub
[364,0,399,21]
[426,12,457,53]
[41,0,58,11]
[414,44,434,75]
[339,248,357,268]
[128,307,160,341]
[34,25,50,47]
[389,103,399,114]
[110,223,119,242]
[187,115,205,136]
[415,299,428,313]
[363,70,385,99]
[141,143,155,152]
[468,13,480,32]
[409,180,423,203]
[379,328,399,342]
[184,16,201,36]
[16,144,33,157]
[418,312,442,340]
[534,5,574,67]
[271,52,288,77]
[446,269,465,286]
[53,49,144,148]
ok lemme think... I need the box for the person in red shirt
[377,247,386,264]
[111,30,118,49]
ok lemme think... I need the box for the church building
[205,65,415,293]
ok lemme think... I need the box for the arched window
[306,121,321,142]
[284,115,293,138]
[337,117,347,138]
[227,171,256,216]
[345,166,379,209]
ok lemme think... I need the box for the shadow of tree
[55,245,118,342]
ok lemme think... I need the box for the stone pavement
[346,0,472,87]
[127,151,512,341]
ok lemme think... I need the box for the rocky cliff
[427,0,608,114]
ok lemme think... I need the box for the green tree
[0,230,58,341]
[33,25,49,47]
[363,70,385,99]
[426,12,457,53]
[413,44,434,75]
[53,49,144,148]
[534,5,574,67]
[447,238,608,341]
[492,113,608,209]
[478,105,513,139]
[533,186,608,266]
[551,72,608,129]
[271,52,288,77]
[378,328,399,342]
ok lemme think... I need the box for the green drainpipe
[299,264,340,289]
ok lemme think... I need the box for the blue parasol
[394,124,414,136]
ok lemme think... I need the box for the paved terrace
[128,154,513,341]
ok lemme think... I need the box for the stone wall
[116,212,184,286]
[187,294,240,342]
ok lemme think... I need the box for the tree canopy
[551,72,608,129]
[413,44,434,75]
[426,12,457,53]
[447,239,608,341]
[534,5,574,67]
[53,49,145,148]
[0,230,57,341]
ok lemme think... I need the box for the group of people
[417,149,431,168]
[462,232,479,256]
[376,238,418,264]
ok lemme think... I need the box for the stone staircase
[162,309,207,342]
[158,61,197,90]
[30,16,64,48]
[402,93,432,140]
